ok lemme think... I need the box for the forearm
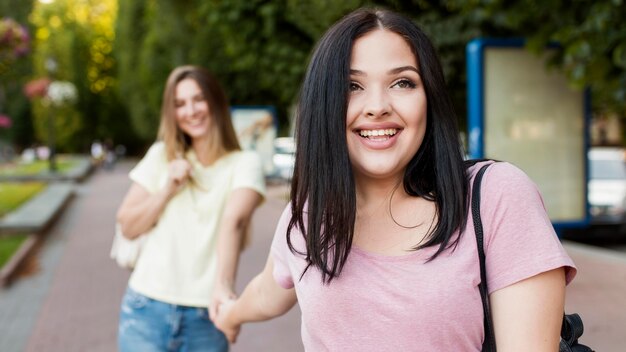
[117,187,173,238]
[214,188,263,289]
[215,220,247,289]
[230,273,296,324]
[215,255,296,343]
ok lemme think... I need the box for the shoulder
[233,150,262,162]
[143,141,167,160]
[227,150,263,169]
[469,161,537,192]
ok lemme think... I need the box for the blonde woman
[116,66,265,351]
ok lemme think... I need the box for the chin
[354,164,404,180]
[183,126,210,138]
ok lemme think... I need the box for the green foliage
[443,0,626,118]
[114,0,625,144]
[0,234,27,268]
[116,0,312,139]
[30,0,135,153]
[0,0,35,149]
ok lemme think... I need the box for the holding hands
[213,298,241,343]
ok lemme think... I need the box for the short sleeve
[271,205,295,289]
[478,162,577,293]
[128,142,167,194]
[231,151,266,198]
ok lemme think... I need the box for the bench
[0,183,75,234]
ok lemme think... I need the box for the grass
[0,234,27,268]
[0,159,77,176]
[0,182,47,217]
[0,182,46,270]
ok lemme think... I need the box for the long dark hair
[288,8,469,283]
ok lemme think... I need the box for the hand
[209,283,236,321]
[214,298,241,343]
[165,158,192,196]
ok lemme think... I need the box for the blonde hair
[157,65,240,162]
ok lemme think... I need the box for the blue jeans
[118,287,228,352]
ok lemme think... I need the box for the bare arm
[490,267,566,351]
[214,255,297,343]
[116,159,191,238]
[209,188,263,317]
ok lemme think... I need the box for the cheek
[346,97,361,128]
[402,95,427,128]
[175,107,185,121]
[197,101,210,113]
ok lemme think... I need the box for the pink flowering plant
[0,17,30,76]
[0,114,11,129]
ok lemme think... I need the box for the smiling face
[346,29,427,185]
[174,78,212,142]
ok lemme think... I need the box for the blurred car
[272,137,295,181]
[588,147,626,227]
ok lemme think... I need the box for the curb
[0,234,38,287]
[0,184,75,234]
[0,165,81,287]
[0,185,74,288]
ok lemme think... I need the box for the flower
[23,78,78,106]
[23,78,52,99]
[47,81,77,106]
[0,114,12,128]
[0,17,30,61]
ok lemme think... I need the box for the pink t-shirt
[271,161,577,351]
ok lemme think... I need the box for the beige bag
[110,223,147,270]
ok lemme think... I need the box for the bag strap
[471,162,497,352]
[472,162,594,352]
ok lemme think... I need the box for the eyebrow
[350,66,420,76]
[175,93,204,101]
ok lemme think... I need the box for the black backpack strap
[472,161,594,352]
[471,162,497,352]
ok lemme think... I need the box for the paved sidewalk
[562,240,626,351]
[0,160,302,352]
[0,159,624,351]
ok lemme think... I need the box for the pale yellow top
[128,142,266,307]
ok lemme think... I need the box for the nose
[364,87,391,118]
[183,101,196,116]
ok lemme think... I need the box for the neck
[191,137,220,166]
[354,174,403,214]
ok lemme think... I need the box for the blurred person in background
[116,65,265,351]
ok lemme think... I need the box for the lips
[352,126,402,150]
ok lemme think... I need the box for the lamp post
[45,57,58,172]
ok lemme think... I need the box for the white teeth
[358,129,397,138]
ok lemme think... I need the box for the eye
[193,95,206,103]
[391,79,416,89]
[349,81,363,92]
[174,100,184,108]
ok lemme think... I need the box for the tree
[115,0,626,147]
[447,0,626,124]
[0,0,35,150]
[30,0,134,152]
